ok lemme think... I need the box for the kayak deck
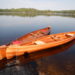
[8,27,51,45]
[21,31,75,45]
[5,31,75,59]
[0,31,75,60]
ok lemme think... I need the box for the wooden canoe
[0,31,75,60]
[8,27,51,45]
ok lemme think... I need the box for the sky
[0,0,75,10]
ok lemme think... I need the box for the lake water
[0,15,75,75]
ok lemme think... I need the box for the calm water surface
[0,15,75,75]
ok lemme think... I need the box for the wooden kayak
[15,40,75,65]
[0,40,75,70]
[0,27,51,60]
[8,27,51,45]
[0,31,75,60]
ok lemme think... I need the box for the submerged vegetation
[0,8,75,17]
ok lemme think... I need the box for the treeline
[0,8,75,14]
[0,8,53,14]
[0,8,38,12]
[0,8,75,18]
[55,10,75,14]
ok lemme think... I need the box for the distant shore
[0,8,75,14]
[0,8,75,18]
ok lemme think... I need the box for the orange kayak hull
[0,27,51,59]
[6,31,75,59]
[8,27,51,45]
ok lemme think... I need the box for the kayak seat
[39,31,45,34]
[34,41,46,45]
[30,32,42,38]
[50,36,60,41]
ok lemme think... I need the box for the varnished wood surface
[0,31,75,60]
[0,40,75,75]
[0,27,51,60]
[9,27,51,45]
[5,31,75,59]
